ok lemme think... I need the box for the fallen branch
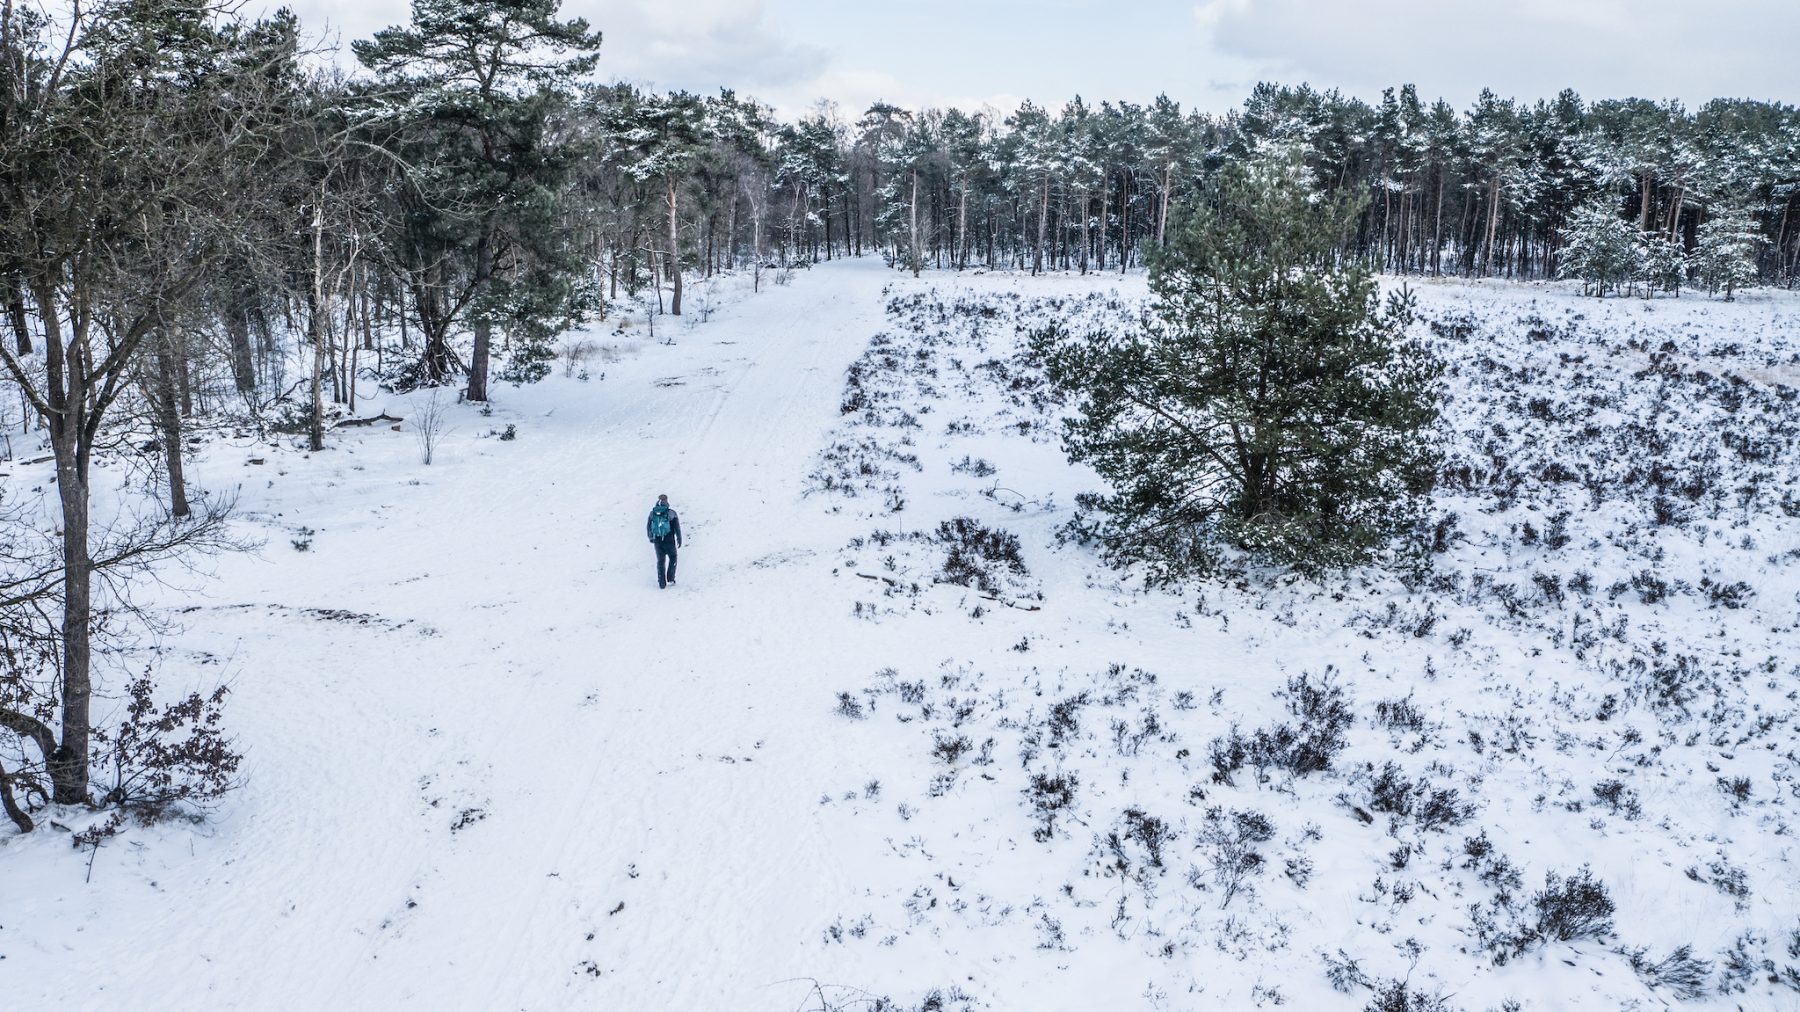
[979,593,1042,612]
[857,572,1042,611]
[982,482,1048,509]
[332,413,404,429]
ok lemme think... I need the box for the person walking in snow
[647,494,683,589]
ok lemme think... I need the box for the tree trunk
[1079,190,1090,274]
[752,204,763,292]
[152,331,190,518]
[667,176,683,316]
[1457,185,1476,275]
[1034,173,1048,275]
[6,288,30,356]
[359,265,375,352]
[1119,173,1131,274]
[345,293,361,413]
[36,282,93,805]
[1098,174,1110,272]
[1380,184,1392,271]
[1157,165,1172,246]
[225,298,255,396]
[1395,187,1406,273]
[726,188,739,273]
[956,178,969,269]
[331,290,347,405]
[985,201,995,267]
[909,168,921,277]
[466,228,495,402]
[1483,175,1501,275]
[52,447,91,807]
[1776,195,1793,285]
[308,203,327,453]
[1432,173,1444,276]
[934,182,943,269]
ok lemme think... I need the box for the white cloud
[1192,0,1799,107]
[244,0,826,97]
[588,0,827,94]
[225,0,1800,116]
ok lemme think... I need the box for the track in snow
[6,258,908,1010]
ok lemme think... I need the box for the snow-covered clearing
[5,259,1800,1011]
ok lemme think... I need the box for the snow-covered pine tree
[615,90,707,315]
[1007,100,1059,276]
[1144,94,1194,248]
[1032,149,1440,577]
[774,109,840,267]
[1060,99,1104,275]
[893,113,940,277]
[1691,207,1762,300]
[940,108,988,271]
[1636,230,1687,297]
[1557,201,1638,297]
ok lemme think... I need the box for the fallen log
[333,413,404,429]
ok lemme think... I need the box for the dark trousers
[654,539,678,587]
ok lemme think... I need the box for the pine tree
[1007,100,1057,275]
[774,108,840,266]
[1033,151,1440,577]
[1636,230,1686,296]
[1557,201,1638,296]
[1691,207,1761,300]
[1144,94,1192,248]
[354,0,601,399]
[940,108,987,270]
[872,110,937,277]
[609,90,706,314]
[1466,90,1523,276]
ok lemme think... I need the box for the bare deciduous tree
[414,389,448,465]
[0,0,288,806]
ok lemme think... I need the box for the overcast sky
[247,0,1797,118]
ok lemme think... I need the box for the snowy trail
[335,260,905,1010]
[5,259,901,1011]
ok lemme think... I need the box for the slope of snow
[3,261,1798,1012]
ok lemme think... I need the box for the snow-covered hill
[4,260,1798,1012]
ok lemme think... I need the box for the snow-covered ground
[4,260,1799,1011]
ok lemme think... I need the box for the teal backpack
[650,507,673,540]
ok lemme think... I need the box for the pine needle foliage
[1033,151,1440,578]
